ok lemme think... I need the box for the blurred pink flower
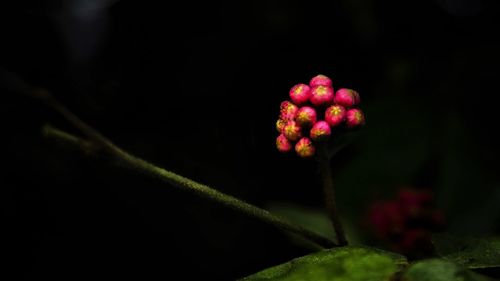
[367,188,446,257]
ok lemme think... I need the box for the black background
[2,0,500,280]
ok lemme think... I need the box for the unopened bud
[334,88,360,108]
[276,134,292,153]
[283,120,302,141]
[346,108,365,128]
[280,101,299,120]
[295,106,317,127]
[325,105,346,127]
[289,84,311,105]
[310,86,334,107]
[295,137,315,158]
[276,119,286,133]
[309,74,332,87]
[310,121,331,141]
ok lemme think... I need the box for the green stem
[317,143,348,246]
[121,152,336,249]
[35,91,337,248]
[41,124,336,249]
[6,70,339,248]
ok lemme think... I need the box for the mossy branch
[26,85,337,249]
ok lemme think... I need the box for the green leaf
[402,259,494,281]
[239,246,407,281]
[432,234,500,269]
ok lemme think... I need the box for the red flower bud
[325,105,346,127]
[310,85,334,107]
[280,101,299,120]
[276,119,286,133]
[295,137,315,158]
[295,106,317,127]
[283,120,302,141]
[346,108,365,128]
[334,88,360,108]
[276,134,292,153]
[289,84,311,105]
[309,74,332,87]
[310,121,331,141]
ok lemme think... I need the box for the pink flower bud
[279,101,299,120]
[346,108,365,128]
[283,120,302,141]
[295,106,317,127]
[276,134,292,153]
[280,101,299,121]
[289,84,311,105]
[334,88,360,108]
[310,121,331,141]
[295,137,315,158]
[276,119,286,133]
[309,74,332,87]
[325,105,346,127]
[310,86,334,107]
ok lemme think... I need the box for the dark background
[1,0,500,280]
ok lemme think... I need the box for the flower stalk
[317,143,348,246]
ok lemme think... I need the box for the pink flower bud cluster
[276,74,366,158]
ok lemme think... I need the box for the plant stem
[2,64,339,248]
[317,143,348,246]
[5,57,340,248]
[4,69,341,249]
[0,68,337,248]
[42,124,337,248]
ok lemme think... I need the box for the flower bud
[310,85,334,107]
[279,101,299,120]
[346,108,365,128]
[276,134,292,153]
[334,88,360,108]
[310,121,331,141]
[295,106,317,127]
[309,74,332,87]
[325,105,346,127]
[289,84,311,105]
[283,120,302,141]
[276,119,286,133]
[295,137,315,158]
